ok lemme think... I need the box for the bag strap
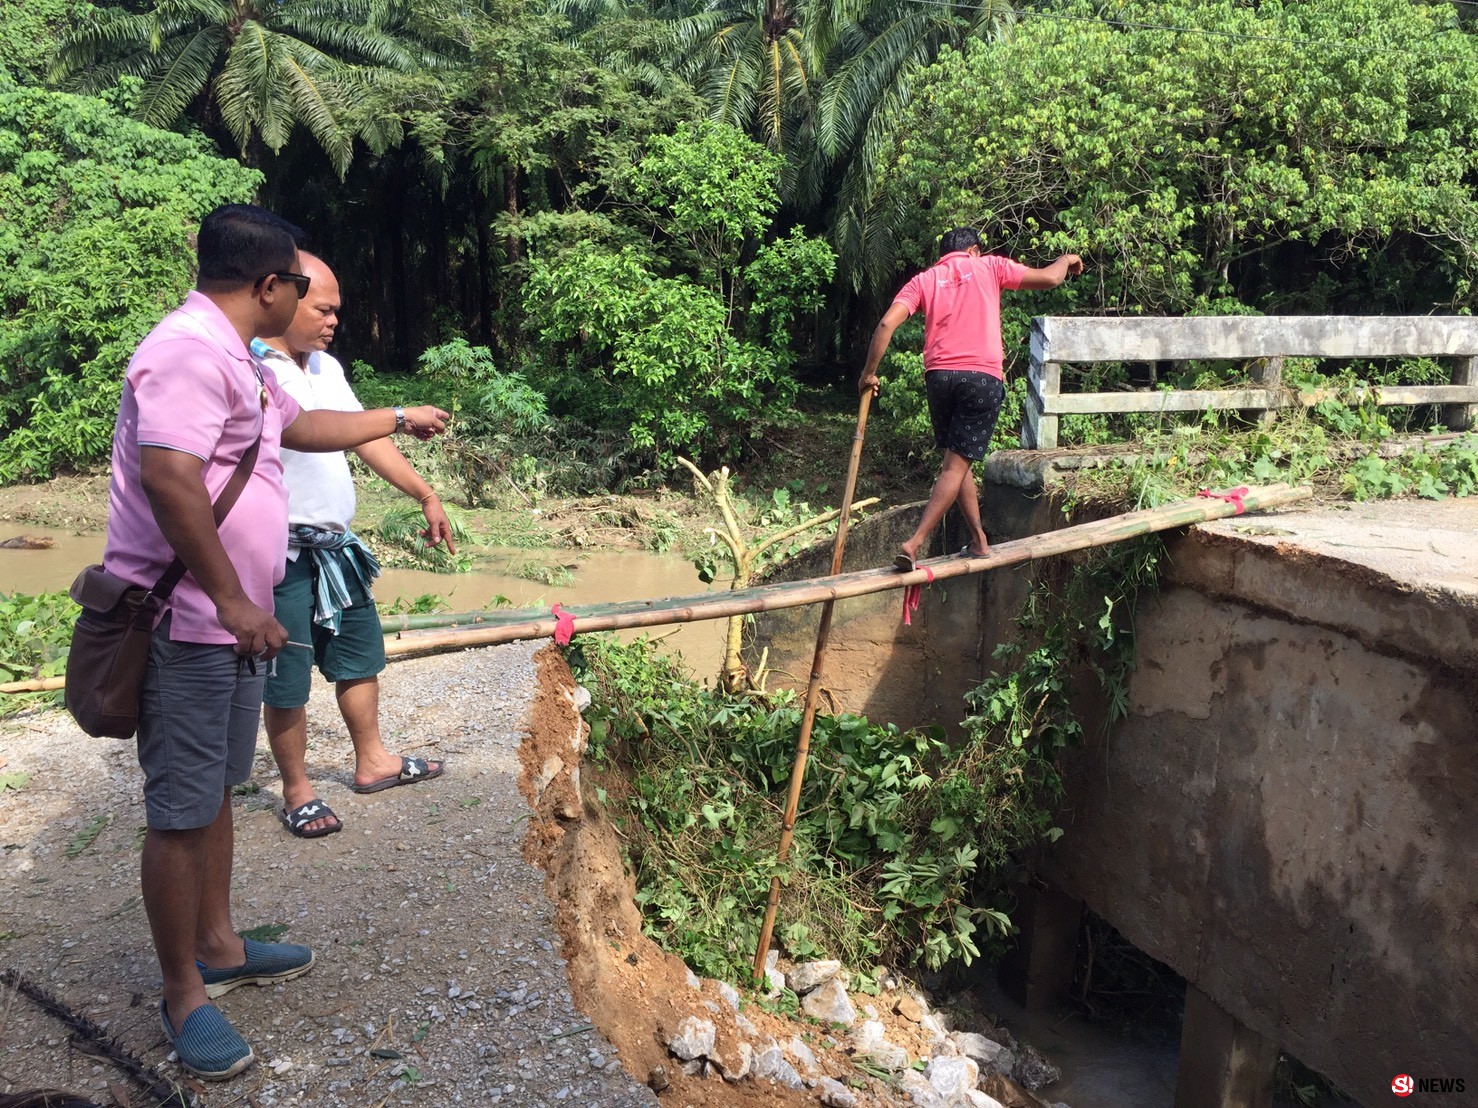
[148,432,263,601]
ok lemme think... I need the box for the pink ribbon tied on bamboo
[551,603,576,646]
[901,565,935,626]
[1197,486,1249,515]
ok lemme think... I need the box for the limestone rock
[786,1036,818,1072]
[921,1009,950,1037]
[925,1055,980,1098]
[966,1093,1007,1108]
[534,755,564,795]
[851,1013,911,1070]
[667,1015,715,1061]
[685,967,702,990]
[984,1046,1017,1077]
[1012,1044,1061,1090]
[713,1040,753,1082]
[717,981,741,1010]
[899,1069,940,1106]
[752,1044,785,1079]
[766,969,787,997]
[980,1071,1055,1108]
[736,1013,758,1036]
[571,684,592,713]
[789,960,843,994]
[849,1019,887,1052]
[818,1077,859,1107]
[955,1032,1009,1067]
[800,978,856,1026]
[771,1060,806,1089]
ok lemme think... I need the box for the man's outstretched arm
[281,404,449,452]
[1018,253,1084,291]
[858,303,912,396]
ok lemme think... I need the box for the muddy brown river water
[0,525,727,681]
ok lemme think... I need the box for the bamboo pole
[0,484,1314,694]
[385,484,1311,657]
[379,610,500,633]
[0,676,65,694]
[750,391,873,982]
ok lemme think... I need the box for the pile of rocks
[657,958,1071,1108]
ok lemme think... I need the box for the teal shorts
[264,552,386,709]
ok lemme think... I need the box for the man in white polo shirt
[253,251,454,838]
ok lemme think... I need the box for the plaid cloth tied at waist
[288,526,381,634]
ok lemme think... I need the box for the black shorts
[925,370,1006,461]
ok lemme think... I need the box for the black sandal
[281,799,342,839]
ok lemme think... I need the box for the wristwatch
[393,406,406,433]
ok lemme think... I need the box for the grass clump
[0,590,76,716]
[569,540,1158,981]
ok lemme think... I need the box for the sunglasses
[256,271,311,297]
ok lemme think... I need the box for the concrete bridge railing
[1023,315,1478,448]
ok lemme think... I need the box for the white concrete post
[1445,355,1477,432]
[1024,359,1060,449]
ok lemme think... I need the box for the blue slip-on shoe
[199,938,316,999]
[160,999,254,1081]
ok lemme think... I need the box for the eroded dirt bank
[520,647,1064,1108]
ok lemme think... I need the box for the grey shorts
[137,614,265,830]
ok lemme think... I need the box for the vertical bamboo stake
[752,390,873,982]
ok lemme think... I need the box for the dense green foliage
[523,121,835,456]
[570,536,1154,978]
[0,79,260,480]
[0,0,88,84]
[882,0,1478,311]
[13,0,1478,477]
[0,591,76,716]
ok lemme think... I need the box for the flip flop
[350,755,445,794]
[894,552,916,572]
[281,799,341,839]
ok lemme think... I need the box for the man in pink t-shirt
[859,228,1082,569]
[101,204,450,1082]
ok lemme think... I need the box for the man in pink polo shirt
[859,228,1082,569]
[103,204,450,1081]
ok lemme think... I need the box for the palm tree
[562,0,850,175]
[562,0,1012,288]
[55,0,446,174]
[819,0,1014,289]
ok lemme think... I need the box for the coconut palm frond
[275,14,421,70]
[280,50,356,173]
[131,26,223,126]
